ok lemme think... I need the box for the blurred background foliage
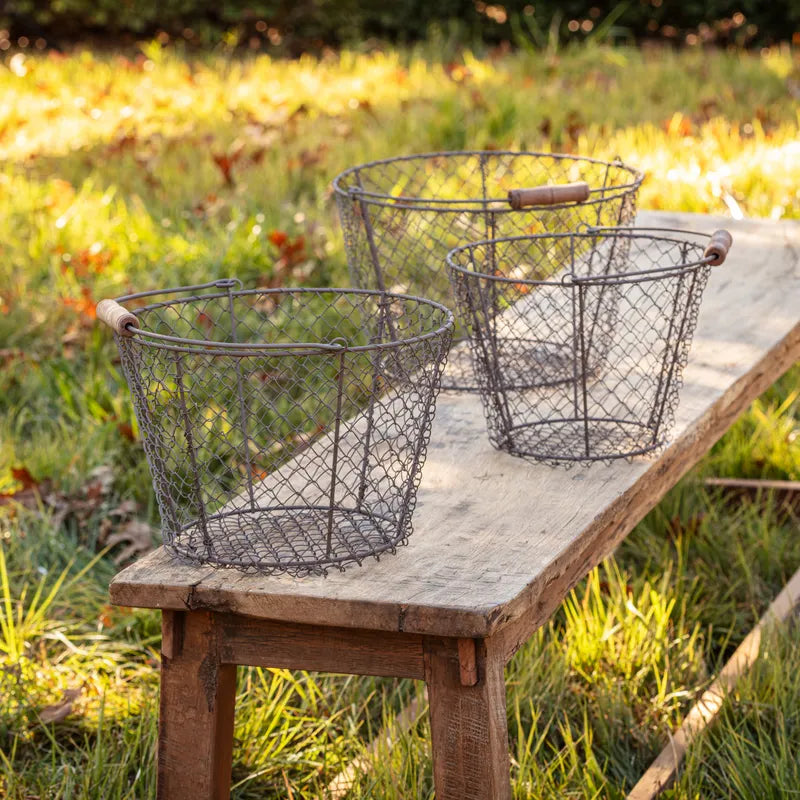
[3,0,799,51]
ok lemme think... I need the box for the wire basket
[334,151,643,391]
[447,228,733,465]
[98,281,453,575]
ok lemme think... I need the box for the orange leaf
[117,422,136,442]
[11,466,38,491]
[196,310,213,331]
[63,287,97,321]
[269,230,288,247]
[284,235,306,264]
[211,145,244,187]
[0,465,47,508]
[212,153,235,185]
[98,605,115,628]
[664,112,693,138]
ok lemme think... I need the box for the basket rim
[446,227,716,287]
[332,149,644,211]
[114,282,455,355]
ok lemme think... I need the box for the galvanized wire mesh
[110,281,453,575]
[334,151,643,391]
[447,228,724,465]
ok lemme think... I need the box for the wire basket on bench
[98,280,453,575]
[333,150,643,391]
[446,228,733,465]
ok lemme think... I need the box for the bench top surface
[110,212,800,638]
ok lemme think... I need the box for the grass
[0,36,798,797]
[671,625,800,799]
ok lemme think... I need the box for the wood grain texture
[704,477,800,492]
[161,609,184,660]
[96,298,139,336]
[703,229,733,265]
[425,636,511,800]
[157,611,237,800]
[215,614,425,678]
[458,638,479,686]
[111,212,800,640]
[508,181,590,208]
[627,564,800,800]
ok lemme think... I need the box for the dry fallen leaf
[87,464,114,494]
[105,519,154,564]
[108,499,138,517]
[39,688,82,724]
[0,466,48,510]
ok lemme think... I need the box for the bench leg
[424,636,511,800]
[157,610,237,800]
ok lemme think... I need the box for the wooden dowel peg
[96,299,139,336]
[508,181,590,209]
[457,638,478,686]
[703,229,733,266]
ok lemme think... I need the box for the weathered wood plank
[111,213,800,640]
[704,476,800,492]
[216,614,425,678]
[425,636,511,800]
[157,611,237,800]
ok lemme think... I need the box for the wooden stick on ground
[627,564,800,800]
[326,693,426,799]
[704,477,800,492]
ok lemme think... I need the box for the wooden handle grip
[508,181,590,209]
[703,229,733,266]
[96,299,139,336]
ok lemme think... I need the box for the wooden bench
[110,211,800,799]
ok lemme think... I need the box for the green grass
[0,38,798,797]
[670,625,800,800]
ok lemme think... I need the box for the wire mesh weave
[447,228,724,466]
[334,151,643,391]
[110,281,453,575]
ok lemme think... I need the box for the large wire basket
[98,281,453,575]
[334,151,643,391]
[447,228,733,465]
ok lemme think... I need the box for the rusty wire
[447,228,724,465]
[334,151,643,390]
[110,281,453,574]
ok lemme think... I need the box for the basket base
[496,417,662,465]
[166,505,407,576]
[441,340,480,392]
[445,337,608,393]
[495,338,585,391]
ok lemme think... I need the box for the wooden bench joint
[161,609,185,660]
[457,638,479,686]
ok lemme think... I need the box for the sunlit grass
[0,38,798,797]
[670,625,800,799]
